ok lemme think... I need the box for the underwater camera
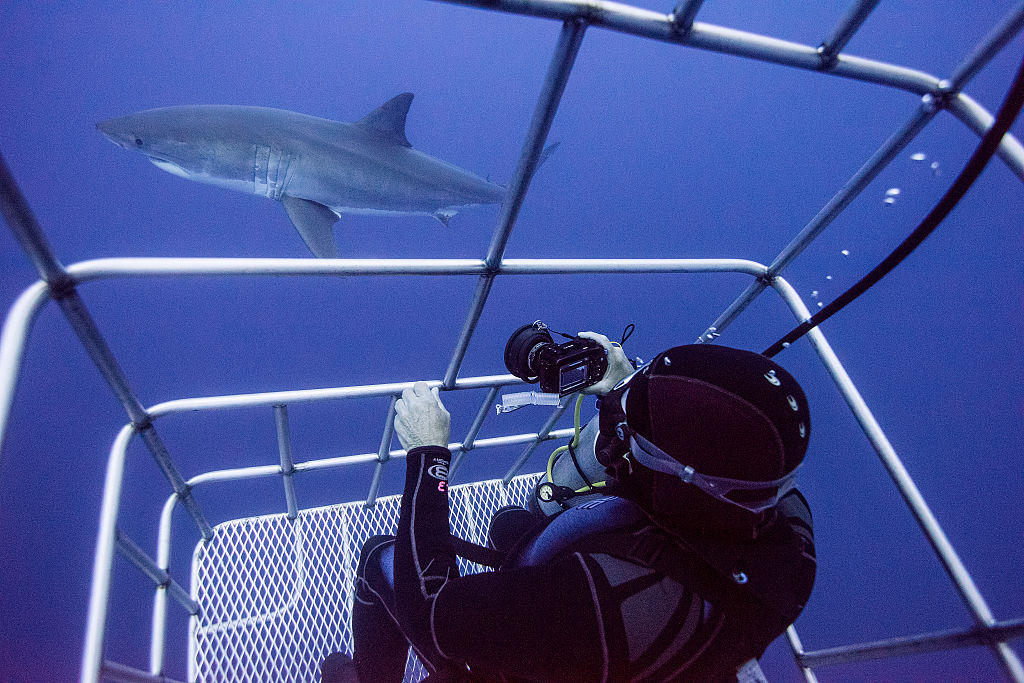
[503,321,608,396]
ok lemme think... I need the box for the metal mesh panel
[192,472,541,683]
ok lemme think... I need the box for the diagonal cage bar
[443,18,587,389]
[115,530,198,615]
[817,0,882,67]
[366,396,399,508]
[449,386,500,482]
[949,2,1024,94]
[0,153,214,541]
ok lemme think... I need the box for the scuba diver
[323,332,816,682]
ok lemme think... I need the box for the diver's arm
[393,445,460,671]
[393,444,611,680]
[391,382,457,671]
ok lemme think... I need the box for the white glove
[395,381,451,451]
[577,331,635,395]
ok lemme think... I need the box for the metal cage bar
[449,385,500,481]
[0,153,214,541]
[817,0,882,66]
[798,617,1024,669]
[949,2,1024,94]
[115,530,198,615]
[785,626,820,683]
[274,405,300,520]
[366,397,399,508]
[430,0,1024,182]
[670,0,703,34]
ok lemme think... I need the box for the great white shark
[96,93,540,257]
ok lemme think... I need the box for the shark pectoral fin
[354,93,413,148]
[281,196,340,258]
[434,209,457,227]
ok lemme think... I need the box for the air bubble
[817,301,823,308]
[811,290,819,298]
[884,197,896,206]
[842,249,850,256]
[911,152,927,162]
[931,161,941,176]
[885,188,901,197]
[826,275,833,280]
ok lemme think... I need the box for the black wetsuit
[351,446,815,682]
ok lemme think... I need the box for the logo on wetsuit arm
[427,457,449,492]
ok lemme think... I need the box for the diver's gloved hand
[577,331,635,396]
[395,381,451,451]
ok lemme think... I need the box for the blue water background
[1,2,1023,680]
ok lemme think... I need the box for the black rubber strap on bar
[451,535,506,569]
[764,53,1024,358]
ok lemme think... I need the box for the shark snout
[95,118,137,149]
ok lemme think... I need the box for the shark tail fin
[281,196,340,258]
[434,209,457,227]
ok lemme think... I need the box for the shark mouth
[147,156,191,180]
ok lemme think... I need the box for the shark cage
[2,1,1024,682]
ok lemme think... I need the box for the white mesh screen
[191,472,542,682]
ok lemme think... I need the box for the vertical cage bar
[786,625,820,683]
[0,281,50,454]
[443,274,496,389]
[365,396,399,508]
[274,405,299,520]
[150,493,178,678]
[770,277,1024,680]
[82,424,136,683]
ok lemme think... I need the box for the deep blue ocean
[1,2,1023,681]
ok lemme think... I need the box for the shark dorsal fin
[354,93,413,148]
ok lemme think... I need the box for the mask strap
[628,432,797,513]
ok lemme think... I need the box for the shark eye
[134,138,143,146]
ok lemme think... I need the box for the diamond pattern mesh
[192,472,541,682]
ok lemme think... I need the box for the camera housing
[504,322,609,396]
